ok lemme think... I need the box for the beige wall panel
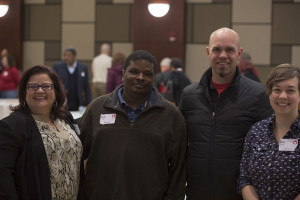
[24,0,45,4]
[23,41,45,71]
[292,46,300,67]
[255,65,273,86]
[96,5,131,41]
[113,0,133,3]
[232,0,271,23]
[29,5,61,40]
[273,4,300,44]
[62,0,95,22]
[295,0,300,2]
[271,45,291,65]
[186,0,212,3]
[185,44,210,83]
[233,25,271,65]
[62,24,95,60]
[193,4,230,43]
[112,43,133,57]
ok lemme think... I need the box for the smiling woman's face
[269,77,300,118]
[25,73,56,117]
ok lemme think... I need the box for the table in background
[0,99,19,120]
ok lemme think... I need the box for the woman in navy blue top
[239,63,300,200]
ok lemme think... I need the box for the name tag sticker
[100,113,116,125]
[279,139,298,151]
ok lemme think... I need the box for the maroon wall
[0,0,23,70]
[133,0,185,73]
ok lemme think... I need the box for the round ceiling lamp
[148,1,170,18]
[0,5,9,17]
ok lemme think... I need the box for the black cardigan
[0,108,82,200]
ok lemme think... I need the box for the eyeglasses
[27,83,54,91]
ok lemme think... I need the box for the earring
[53,100,57,107]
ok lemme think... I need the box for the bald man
[179,28,273,200]
[91,43,112,99]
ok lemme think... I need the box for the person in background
[155,57,172,93]
[53,47,91,111]
[179,27,273,200]
[238,52,260,82]
[91,43,112,99]
[106,52,126,94]
[239,63,300,200]
[0,65,83,199]
[79,50,187,200]
[0,54,20,98]
[168,57,191,105]
[0,48,8,73]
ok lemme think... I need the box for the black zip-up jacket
[179,67,273,200]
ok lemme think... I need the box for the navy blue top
[118,87,153,122]
[238,114,300,200]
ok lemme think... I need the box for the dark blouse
[238,114,300,200]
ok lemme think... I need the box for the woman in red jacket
[0,54,20,98]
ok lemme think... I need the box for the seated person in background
[0,54,20,98]
[106,52,126,94]
[79,50,187,200]
[238,52,260,82]
[239,63,300,199]
[0,65,83,199]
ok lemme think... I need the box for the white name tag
[279,139,298,151]
[100,113,116,125]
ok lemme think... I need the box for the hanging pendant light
[0,5,9,17]
[148,0,170,18]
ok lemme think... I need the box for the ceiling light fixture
[0,5,9,17]
[148,1,170,18]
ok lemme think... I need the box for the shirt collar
[268,112,300,135]
[117,86,154,109]
[67,60,77,74]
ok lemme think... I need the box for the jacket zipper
[209,111,216,200]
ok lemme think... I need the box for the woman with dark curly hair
[0,65,83,200]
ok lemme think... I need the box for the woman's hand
[294,193,300,200]
[242,185,259,200]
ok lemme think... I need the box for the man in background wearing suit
[53,47,91,111]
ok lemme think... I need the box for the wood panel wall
[0,0,23,70]
[133,0,185,73]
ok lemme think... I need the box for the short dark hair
[65,47,77,56]
[170,57,183,69]
[266,63,300,95]
[123,50,157,73]
[11,65,68,119]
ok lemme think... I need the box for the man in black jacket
[179,27,273,200]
